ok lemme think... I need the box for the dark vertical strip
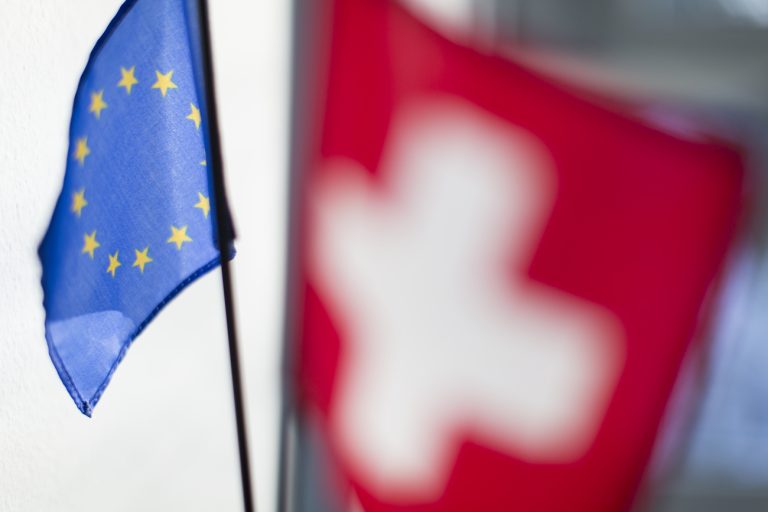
[277,0,317,509]
[277,0,303,508]
[195,1,256,511]
[517,0,528,43]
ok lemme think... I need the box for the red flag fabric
[293,1,744,510]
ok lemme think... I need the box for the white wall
[0,1,290,511]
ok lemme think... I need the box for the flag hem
[45,253,227,416]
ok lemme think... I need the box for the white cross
[309,96,625,502]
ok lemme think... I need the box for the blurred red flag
[293,1,744,510]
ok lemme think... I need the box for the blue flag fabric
[39,0,229,416]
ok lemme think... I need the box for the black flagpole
[196,1,256,511]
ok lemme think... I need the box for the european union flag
[38,0,231,416]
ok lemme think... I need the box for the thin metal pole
[277,0,316,509]
[277,0,300,509]
[196,1,255,511]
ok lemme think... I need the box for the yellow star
[167,225,192,250]
[151,70,177,97]
[132,247,153,273]
[82,231,100,259]
[73,137,90,166]
[200,160,207,166]
[117,66,139,94]
[106,251,121,278]
[89,90,108,119]
[71,189,87,217]
[186,103,201,129]
[194,192,210,218]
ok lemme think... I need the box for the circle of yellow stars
[70,65,211,279]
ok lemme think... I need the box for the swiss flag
[292,0,744,510]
